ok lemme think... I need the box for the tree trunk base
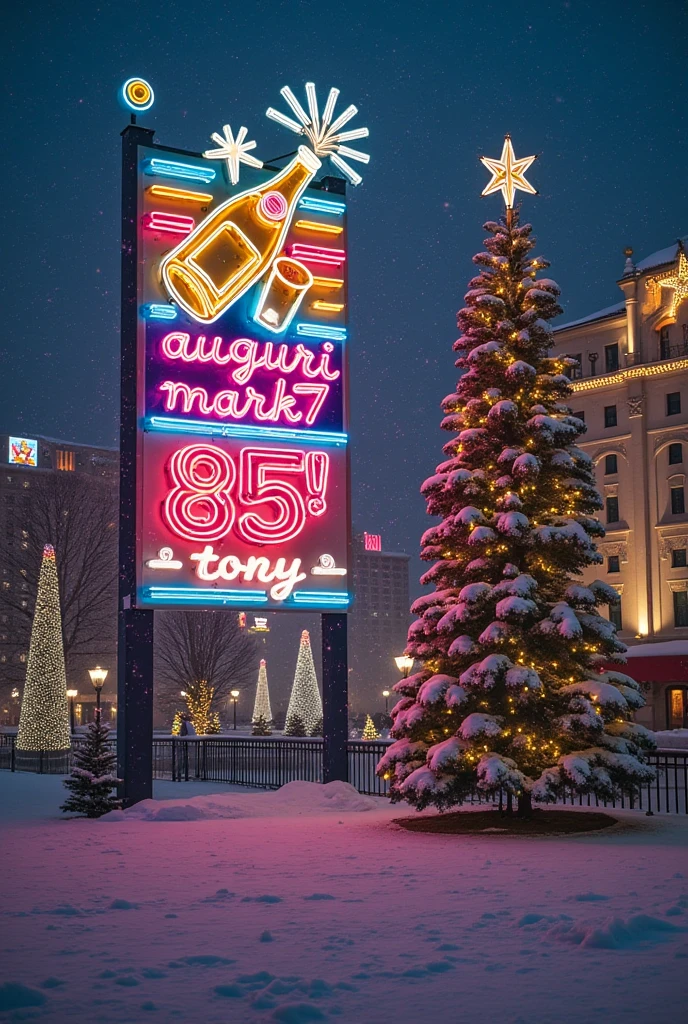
[517,791,533,818]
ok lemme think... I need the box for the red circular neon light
[258,191,288,222]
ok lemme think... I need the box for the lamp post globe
[394,655,414,679]
[382,689,390,714]
[230,690,240,731]
[66,689,78,734]
[88,666,108,718]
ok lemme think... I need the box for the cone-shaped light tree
[379,140,655,815]
[252,659,273,725]
[285,630,323,736]
[17,544,70,752]
[362,714,380,740]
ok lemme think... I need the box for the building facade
[550,239,688,729]
[348,532,410,716]
[0,433,118,717]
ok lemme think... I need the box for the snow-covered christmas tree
[17,544,70,753]
[61,715,121,817]
[252,659,273,726]
[379,137,655,815]
[285,630,323,736]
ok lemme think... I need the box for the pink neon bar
[143,212,195,235]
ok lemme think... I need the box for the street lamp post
[230,690,240,731]
[382,689,390,714]
[66,689,78,734]
[394,655,414,680]
[88,666,108,720]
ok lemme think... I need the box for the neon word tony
[160,333,340,386]
[161,444,329,546]
[159,378,330,426]
[191,544,307,602]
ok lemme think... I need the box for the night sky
[2,0,686,600]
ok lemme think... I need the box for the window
[671,486,685,515]
[606,496,620,523]
[567,354,582,380]
[605,454,618,475]
[674,591,688,628]
[669,443,683,465]
[607,555,620,573]
[56,450,75,471]
[609,598,622,631]
[660,325,671,360]
[573,410,585,424]
[672,549,687,568]
[605,343,619,372]
[668,687,688,728]
[667,392,681,416]
[604,405,617,428]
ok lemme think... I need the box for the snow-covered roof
[635,237,688,273]
[624,640,688,658]
[555,301,626,332]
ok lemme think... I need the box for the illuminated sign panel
[9,437,38,467]
[136,141,351,611]
[363,532,381,551]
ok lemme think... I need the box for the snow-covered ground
[1,774,686,1023]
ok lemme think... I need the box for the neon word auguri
[191,545,307,601]
[160,333,340,386]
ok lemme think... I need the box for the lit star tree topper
[654,241,688,320]
[203,124,264,185]
[481,134,537,211]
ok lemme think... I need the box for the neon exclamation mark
[305,452,329,516]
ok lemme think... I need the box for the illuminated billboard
[9,437,38,467]
[134,85,365,611]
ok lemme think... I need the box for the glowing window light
[121,77,154,112]
[291,591,350,605]
[143,212,195,235]
[311,276,344,289]
[311,301,345,312]
[266,82,370,186]
[203,123,263,186]
[148,185,213,204]
[147,416,348,446]
[143,304,177,320]
[298,197,346,216]
[145,586,268,605]
[289,243,346,266]
[295,220,344,235]
[143,158,217,184]
[296,323,347,341]
[480,134,537,209]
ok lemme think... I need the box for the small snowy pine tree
[285,631,323,735]
[379,209,655,815]
[285,713,307,737]
[61,716,121,817]
[252,714,272,736]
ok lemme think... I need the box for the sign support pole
[117,123,155,807]
[321,612,348,783]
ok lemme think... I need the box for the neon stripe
[142,304,177,320]
[296,323,347,341]
[291,591,350,605]
[312,277,344,289]
[295,220,343,235]
[147,416,348,447]
[288,244,346,266]
[311,301,345,312]
[145,587,268,605]
[298,197,346,215]
[143,158,216,183]
[148,185,214,203]
[143,212,195,235]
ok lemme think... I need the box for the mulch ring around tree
[393,809,618,836]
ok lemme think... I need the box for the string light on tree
[17,544,70,753]
[362,714,380,741]
[252,659,273,727]
[285,630,323,736]
[378,143,655,817]
[480,134,537,210]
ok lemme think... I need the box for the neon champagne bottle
[161,146,322,324]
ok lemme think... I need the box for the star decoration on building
[203,124,263,186]
[266,83,370,186]
[655,242,688,319]
[480,135,537,209]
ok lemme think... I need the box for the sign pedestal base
[321,612,348,783]
[117,608,154,807]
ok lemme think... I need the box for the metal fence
[1,733,686,812]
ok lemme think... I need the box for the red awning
[615,655,688,684]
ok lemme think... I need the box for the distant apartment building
[0,433,118,722]
[348,532,410,715]
[550,239,688,729]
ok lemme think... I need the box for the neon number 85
[238,447,329,545]
[163,445,236,542]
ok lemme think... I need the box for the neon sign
[364,532,382,551]
[135,83,360,609]
[9,437,38,467]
